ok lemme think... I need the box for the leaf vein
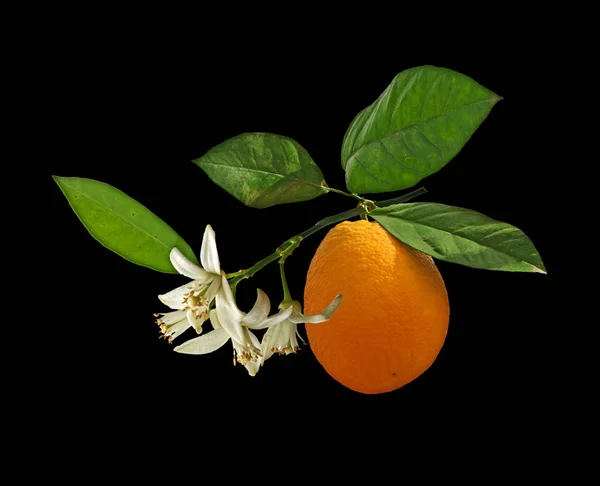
[199,162,325,191]
[387,72,420,134]
[347,98,495,162]
[418,75,442,120]
[350,154,391,184]
[414,126,444,155]
[378,140,423,173]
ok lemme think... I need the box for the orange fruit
[304,220,449,394]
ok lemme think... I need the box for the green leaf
[193,132,328,209]
[54,176,198,273]
[342,66,502,194]
[371,202,546,273]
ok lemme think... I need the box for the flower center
[272,344,300,355]
[234,344,262,366]
[182,289,210,323]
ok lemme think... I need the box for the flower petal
[295,328,306,345]
[209,309,221,330]
[248,306,293,330]
[186,309,204,334]
[215,288,246,345]
[244,341,262,376]
[203,275,222,305]
[167,319,192,342]
[219,275,244,321]
[247,329,261,354]
[174,328,230,355]
[156,309,186,325]
[231,329,262,375]
[288,324,300,351]
[289,294,343,324]
[200,225,221,275]
[241,289,271,327]
[170,248,212,281]
[244,360,260,376]
[260,325,280,362]
[158,282,194,310]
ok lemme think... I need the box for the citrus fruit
[304,220,449,394]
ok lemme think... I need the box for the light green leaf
[54,176,198,273]
[342,66,502,194]
[193,132,328,209]
[371,202,546,273]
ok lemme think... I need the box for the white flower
[154,225,223,343]
[261,294,343,362]
[173,277,293,376]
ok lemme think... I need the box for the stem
[229,235,302,288]
[298,206,363,239]
[228,186,427,287]
[375,186,427,207]
[321,185,379,206]
[279,262,292,301]
[324,186,357,199]
[229,251,280,288]
[299,186,427,240]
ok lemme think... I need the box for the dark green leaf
[193,132,328,209]
[372,202,546,273]
[54,176,198,273]
[342,66,502,194]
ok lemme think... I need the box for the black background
[42,28,562,454]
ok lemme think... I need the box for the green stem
[228,186,427,287]
[298,186,427,240]
[374,186,427,207]
[229,235,302,288]
[320,185,378,207]
[279,262,292,301]
[324,186,357,199]
[229,251,280,289]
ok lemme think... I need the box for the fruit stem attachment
[228,186,427,288]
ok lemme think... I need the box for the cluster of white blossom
[154,225,342,376]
